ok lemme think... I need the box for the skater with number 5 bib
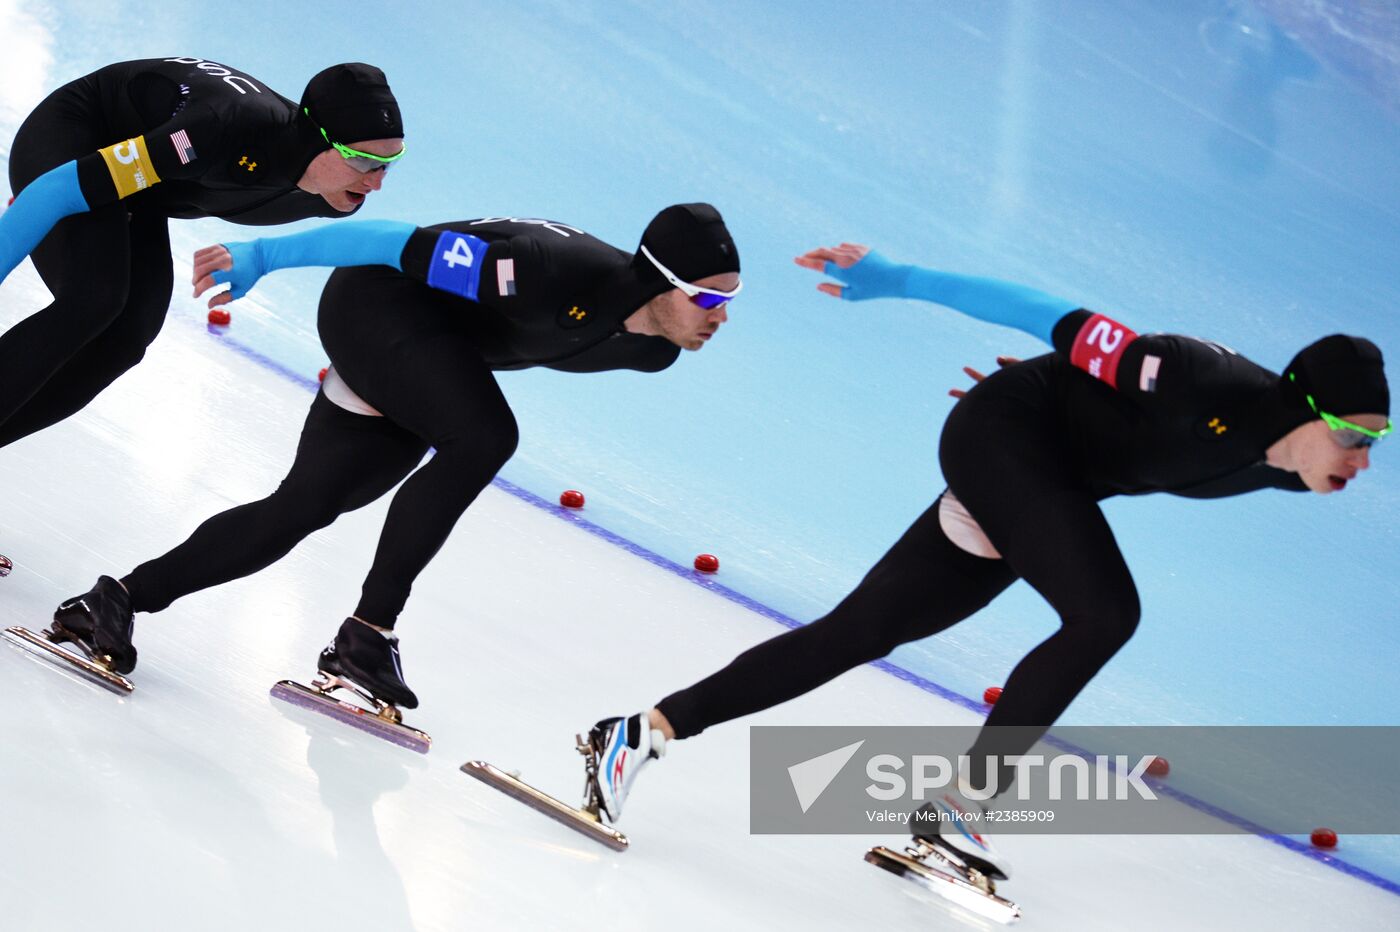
[0,58,405,451]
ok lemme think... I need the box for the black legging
[656,376,1141,792]
[123,266,520,627]
[2,86,174,448]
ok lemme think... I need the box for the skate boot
[864,783,1020,923]
[51,576,138,674]
[582,713,666,823]
[911,785,1012,884]
[270,618,430,753]
[316,617,419,709]
[456,712,655,851]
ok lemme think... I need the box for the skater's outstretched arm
[795,242,1080,346]
[194,219,419,306]
[795,242,1213,399]
[0,162,90,284]
[4,109,231,286]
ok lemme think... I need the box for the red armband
[1069,313,1138,389]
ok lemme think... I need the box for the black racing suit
[2,57,348,446]
[655,310,1310,791]
[123,218,680,628]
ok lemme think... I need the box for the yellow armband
[98,136,162,199]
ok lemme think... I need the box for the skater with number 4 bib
[14,206,740,752]
[505,243,1387,922]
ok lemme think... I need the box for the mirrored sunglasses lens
[689,292,731,310]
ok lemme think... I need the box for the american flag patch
[497,258,516,296]
[1140,353,1162,392]
[169,129,196,165]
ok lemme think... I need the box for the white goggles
[640,244,742,309]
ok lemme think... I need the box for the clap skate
[866,799,1021,924]
[462,714,662,850]
[461,725,630,851]
[3,623,136,694]
[271,617,430,753]
[2,576,137,694]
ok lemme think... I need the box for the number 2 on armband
[441,235,476,269]
[1085,319,1124,354]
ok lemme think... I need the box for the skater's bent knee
[265,489,350,532]
[1072,601,1140,655]
[50,290,130,335]
[439,418,519,475]
[482,415,520,468]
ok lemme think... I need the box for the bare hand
[192,244,234,308]
[793,242,870,298]
[948,356,1020,399]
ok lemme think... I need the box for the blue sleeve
[211,220,417,299]
[0,161,90,284]
[822,250,1079,347]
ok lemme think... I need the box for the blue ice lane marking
[200,321,1400,898]
[204,326,320,391]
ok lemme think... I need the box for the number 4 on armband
[441,235,477,269]
[427,230,489,301]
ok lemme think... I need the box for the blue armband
[424,230,489,301]
[0,161,89,284]
[211,219,416,300]
[826,250,1078,346]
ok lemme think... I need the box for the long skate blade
[865,846,1021,925]
[270,680,430,754]
[460,760,629,852]
[2,626,134,694]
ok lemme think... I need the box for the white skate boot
[865,781,1020,924]
[585,712,667,823]
[915,783,1013,882]
[459,711,664,851]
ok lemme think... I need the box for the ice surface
[1,261,1396,931]
[5,0,1400,924]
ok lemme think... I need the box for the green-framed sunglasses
[303,108,406,172]
[1289,373,1393,448]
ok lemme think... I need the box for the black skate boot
[316,617,418,710]
[269,618,430,752]
[52,576,137,674]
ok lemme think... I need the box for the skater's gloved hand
[794,243,910,301]
[193,240,265,307]
[948,356,1020,399]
